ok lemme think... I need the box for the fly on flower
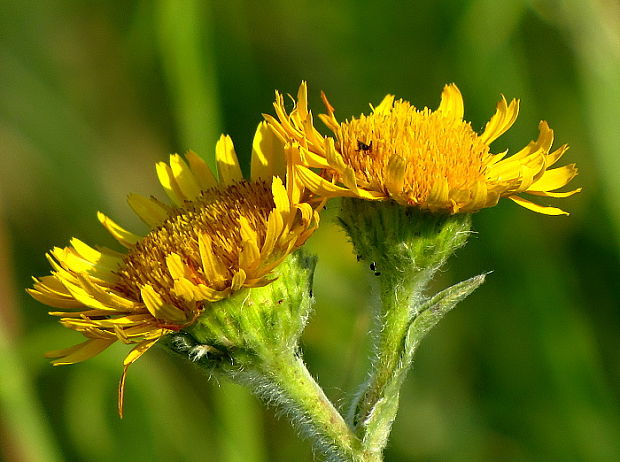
[28,122,321,416]
[356,140,372,152]
[264,82,580,215]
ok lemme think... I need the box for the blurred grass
[1,1,619,461]
[553,0,620,251]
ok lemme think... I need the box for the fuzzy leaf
[362,273,487,453]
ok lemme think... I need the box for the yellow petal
[119,338,160,417]
[480,96,520,145]
[186,150,218,189]
[127,194,170,227]
[319,90,340,133]
[172,276,225,304]
[261,210,283,259]
[51,247,92,274]
[60,278,114,311]
[272,91,304,141]
[545,144,570,168]
[198,232,227,283]
[156,161,184,205]
[47,309,111,318]
[140,284,186,323]
[509,121,554,162]
[45,254,79,286]
[116,324,163,341]
[30,276,84,308]
[295,219,320,247]
[170,154,201,200]
[526,188,582,198]
[284,146,304,206]
[243,276,277,289]
[465,181,488,212]
[340,166,364,197]
[53,244,115,282]
[487,150,546,186]
[427,179,450,207]
[528,164,578,192]
[300,111,324,150]
[486,150,509,167]
[71,314,154,328]
[272,176,292,216]
[27,288,83,309]
[319,112,344,137]
[296,202,314,226]
[33,275,72,296]
[239,215,258,245]
[437,83,464,120]
[172,278,201,301]
[75,274,138,310]
[324,137,347,171]
[239,218,261,272]
[46,338,116,365]
[216,134,243,184]
[97,212,140,247]
[70,238,121,270]
[194,283,229,302]
[262,113,290,143]
[122,337,160,367]
[373,94,396,114]
[296,81,309,117]
[295,165,357,198]
[166,253,189,280]
[251,122,286,181]
[385,155,407,198]
[231,269,246,291]
[508,195,569,215]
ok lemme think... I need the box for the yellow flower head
[264,82,580,215]
[28,123,320,415]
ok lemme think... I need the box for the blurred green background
[1,1,619,461]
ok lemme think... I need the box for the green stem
[252,350,363,462]
[349,271,421,460]
[338,199,474,456]
[167,332,374,461]
[352,272,415,431]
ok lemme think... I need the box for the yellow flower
[264,82,580,215]
[28,123,320,415]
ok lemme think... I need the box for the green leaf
[362,273,487,454]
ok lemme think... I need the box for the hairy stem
[339,199,474,456]
[251,350,363,461]
[351,271,415,430]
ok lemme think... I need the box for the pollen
[338,101,490,208]
[116,180,273,307]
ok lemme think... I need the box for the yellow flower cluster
[29,82,579,415]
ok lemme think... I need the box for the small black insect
[356,140,373,152]
[369,261,377,271]
[356,255,362,262]
[374,272,381,277]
